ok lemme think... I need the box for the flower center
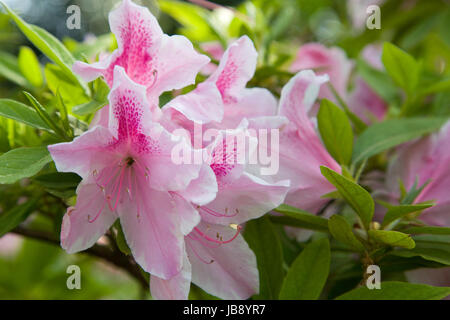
[125,156,135,167]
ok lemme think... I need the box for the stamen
[194,225,241,244]
[95,163,122,189]
[106,165,126,211]
[187,233,221,249]
[200,206,238,218]
[148,69,158,89]
[88,201,106,223]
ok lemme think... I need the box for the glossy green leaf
[279,238,330,300]
[44,64,89,107]
[0,50,28,87]
[72,78,109,115]
[318,99,353,165]
[0,1,89,95]
[33,172,81,189]
[390,235,450,265]
[403,226,450,235]
[382,203,433,227]
[158,0,214,42]
[369,230,415,249]
[18,46,43,87]
[0,198,38,237]
[328,215,365,252]
[0,147,52,184]
[382,42,420,95]
[23,91,68,140]
[352,118,446,164]
[0,99,53,132]
[244,216,284,299]
[320,166,374,229]
[273,204,329,233]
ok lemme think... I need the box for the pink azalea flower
[149,37,290,300]
[48,67,215,280]
[163,35,279,131]
[73,0,210,125]
[276,70,341,215]
[150,125,289,299]
[386,121,450,227]
[150,221,259,300]
[290,43,353,105]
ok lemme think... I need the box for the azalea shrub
[0,0,450,300]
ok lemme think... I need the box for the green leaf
[320,166,374,229]
[0,1,89,95]
[0,50,28,87]
[33,172,81,189]
[382,203,433,227]
[158,0,214,42]
[400,177,430,205]
[72,78,109,116]
[369,230,415,249]
[419,78,450,96]
[18,46,43,87]
[390,235,450,265]
[382,42,420,95]
[328,215,365,252]
[273,204,329,233]
[352,118,446,164]
[0,99,53,132]
[244,216,284,299]
[389,247,450,265]
[44,64,89,107]
[336,281,450,300]
[56,90,73,139]
[0,147,52,184]
[0,198,38,237]
[279,238,330,300]
[23,91,68,140]
[317,99,353,165]
[403,226,450,235]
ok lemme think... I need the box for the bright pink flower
[48,67,215,280]
[73,0,209,125]
[163,35,278,130]
[386,121,450,227]
[151,221,259,300]
[290,43,353,104]
[150,125,289,299]
[149,37,290,299]
[276,70,341,214]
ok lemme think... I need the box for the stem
[11,226,149,290]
